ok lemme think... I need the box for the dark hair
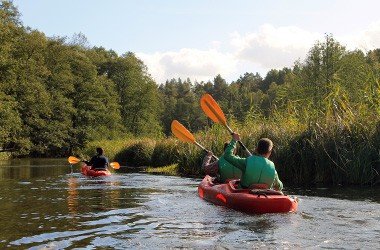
[96,147,104,155]
[256,138,273,155]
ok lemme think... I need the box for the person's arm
[224,134,247,171]
[202,152,213,168]
[86,156,95,166]
[202,151,218,176]
[272,171,283,191]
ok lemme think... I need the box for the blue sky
[13,0,380,83]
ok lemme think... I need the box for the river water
[0,159,379,249]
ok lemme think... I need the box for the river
[0,159,379,249]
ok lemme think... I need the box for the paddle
[67,156,121,169]
[171,120,218,160]
[200,93,252,156]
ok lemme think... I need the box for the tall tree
[107,52,163,136]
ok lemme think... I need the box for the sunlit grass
[0,152,11,160]
[146,164,179,176]
[83,113,380,186]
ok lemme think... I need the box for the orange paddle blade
[171,120,195,144]
[68,156,81,164]
[110,162,120,169]
[200,94,227,125]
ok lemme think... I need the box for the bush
[114,139,156,166]
[150,138,180,167]
[82,139,133,161]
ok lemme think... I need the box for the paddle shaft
[225,124,252,156]
[194,141,219,161]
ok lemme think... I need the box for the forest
[1,1,380,185]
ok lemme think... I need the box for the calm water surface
[0,159,379,249]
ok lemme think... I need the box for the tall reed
[83,115,380,186]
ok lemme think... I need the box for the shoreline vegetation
[1,2,379,186]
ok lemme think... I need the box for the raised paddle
[171,120,218,160]
[67,156,121,169]
[200,93,252,156]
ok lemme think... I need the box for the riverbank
[79,118,380,187]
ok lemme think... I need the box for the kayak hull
[198,175,298,214]
[81,164,111,177]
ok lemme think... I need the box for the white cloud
[231,24,322,68]
[138,22,380,84]
[137,48,237,84]
[339,21,380,51]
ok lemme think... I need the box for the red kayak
[81,164,111,177]
[198,175,298,214]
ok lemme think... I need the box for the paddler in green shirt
[202,142,242,183]
[224,133,283,191]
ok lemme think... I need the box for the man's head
[96,147,104,155]
[256,138,273,158]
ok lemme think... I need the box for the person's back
[87,148,109,170]
[240,155,276,189]
[218,153,242,182]
[202,142,242,183]
[224,134,283,191]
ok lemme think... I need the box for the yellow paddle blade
[110,162,120,169]
[200,93,227,126]
[68,156,81,164]
[171,120,195,144]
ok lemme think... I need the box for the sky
[13,0,380,84]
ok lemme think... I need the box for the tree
[0,92,27,152]
[261,68,290,92]
[106,52,163,136]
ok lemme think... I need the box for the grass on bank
[0,152,11,160]
[81,115,380,186]
[146,164,179,176]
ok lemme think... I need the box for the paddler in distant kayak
[224,133,283,191]
[85,147,109,170]
[202,142,242,183]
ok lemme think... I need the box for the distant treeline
[1,2,380,185]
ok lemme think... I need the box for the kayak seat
[249,189,284,196]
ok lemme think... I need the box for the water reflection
[0,159,379,249]
[67,176,78,221]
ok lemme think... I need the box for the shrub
[114,139,156,166]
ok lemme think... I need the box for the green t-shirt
[218,154,242,182]
[224,139,283,191]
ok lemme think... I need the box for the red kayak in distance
[198,175,298,214]
[81,164,111,177]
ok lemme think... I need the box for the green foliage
[1,2,379,186]
[104,52,163,137]
[0,2,161,156]
[0,152,11,160]
[82,139,132,161]
[150,138,180,167]
[113,139,156,166]
[0,92,29,153]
